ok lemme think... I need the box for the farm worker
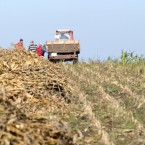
[43,43,49,59]
[28,40,37,52]
[15,39,24,50]
[36,43,43,56]
[42,44,46,56]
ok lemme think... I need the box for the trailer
[46,30,80,63]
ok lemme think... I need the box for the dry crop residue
[0,49,74,145]
[60,62,145,145]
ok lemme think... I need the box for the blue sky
[0,0,145,60]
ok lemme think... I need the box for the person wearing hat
[15,39,24,50]
[28,40,37,52]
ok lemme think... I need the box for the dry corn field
[0,49,145,145]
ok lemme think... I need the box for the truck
[46,30,80,63]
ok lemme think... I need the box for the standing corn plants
[120,50,145,74]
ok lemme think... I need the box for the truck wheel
[73,59,78,64]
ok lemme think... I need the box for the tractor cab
[55,30,74,41]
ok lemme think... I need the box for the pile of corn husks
[0,49,74,145]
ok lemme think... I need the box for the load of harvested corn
[0,49,74,145]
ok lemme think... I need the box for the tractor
[46,30,80,63]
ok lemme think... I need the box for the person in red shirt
[15,39,24,50]
[36,43,43,56]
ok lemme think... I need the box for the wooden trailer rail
[46,40,80,53]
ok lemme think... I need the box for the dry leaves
[0,49,74,145]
